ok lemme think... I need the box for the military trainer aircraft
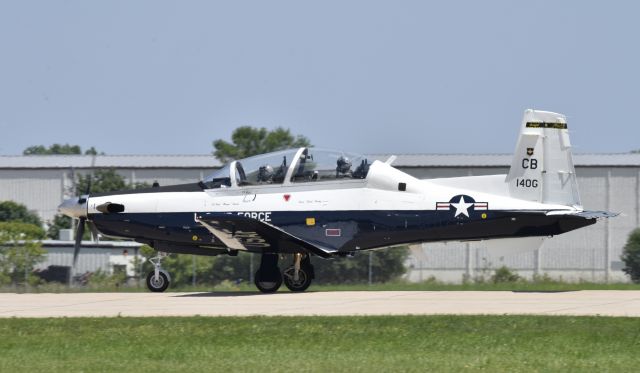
[59,109,615,293]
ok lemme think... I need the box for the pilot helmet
[336,156,352,174]
[258,164,274,182]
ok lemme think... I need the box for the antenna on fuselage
[384,155,397,165]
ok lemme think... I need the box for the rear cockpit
[201,148,370,189]
[291,148,370,182]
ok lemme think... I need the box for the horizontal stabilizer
[545,210,619,219]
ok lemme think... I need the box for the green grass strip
[1,315,639,372]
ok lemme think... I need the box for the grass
[0,315,639,372]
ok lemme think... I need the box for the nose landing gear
[146,252,171,292]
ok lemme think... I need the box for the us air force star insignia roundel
[435,195,488,219]
[451,196,474,217]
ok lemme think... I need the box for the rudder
[506,109,581,207]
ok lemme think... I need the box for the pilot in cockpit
[257,165,274,183]
[336,156,352,178]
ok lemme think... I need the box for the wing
[195,212,337,258]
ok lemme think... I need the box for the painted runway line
[1,291,640,318]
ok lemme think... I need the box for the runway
[1,291,640,318]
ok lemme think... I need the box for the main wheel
[283,265,313,292]
[254,269,282,293]
[146,270,170,292]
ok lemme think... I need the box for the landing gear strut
[283,253,314,292]
[146,252,171,292]
[254,253,282,293]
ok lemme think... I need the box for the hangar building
[1,153,638,283]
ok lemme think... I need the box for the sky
[0,1,638,156]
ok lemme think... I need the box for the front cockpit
[201,148,370,189]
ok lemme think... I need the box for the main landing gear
[283,253,314,292]
[146,252,171,292]
[254,253,282,293]
[254,253,314,293]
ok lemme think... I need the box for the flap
[195,212,336,258]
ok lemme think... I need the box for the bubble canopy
[201,148,370,189]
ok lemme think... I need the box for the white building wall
[129,168,210,186]
[0,169,66,223]
[37,245,142,277]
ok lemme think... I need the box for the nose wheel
[146,252,171,292]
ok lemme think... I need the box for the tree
[0,221,46,286]
[76,169,150,195]
[207,253,253,285]
[0,201,42,227]
[46,214,72,240]
[77,169,127,194]
[23,144,103,155]
[313,247,409,284]
[84,147,100,155]
[213,127,311,163]
[622,228,640,283]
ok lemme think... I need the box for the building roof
[368,154,513,167]
[0,154,221,169]
[2,153,640,169]
[9,240,143,248]
[371,153,640,167]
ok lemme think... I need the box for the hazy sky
[0,1,638,156]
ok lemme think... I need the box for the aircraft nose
[58,198,87,218]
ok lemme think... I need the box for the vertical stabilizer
[506,109,581,207]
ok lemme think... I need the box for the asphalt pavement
[1,290,640,317]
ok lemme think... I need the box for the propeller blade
[84,177,92,195]
[73,217,86,267]
[87,220,100,241]
[77,177,92,204]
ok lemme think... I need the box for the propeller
[72,177,92,267]
[73,217,86,267]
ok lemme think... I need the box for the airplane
[58,109,615,293]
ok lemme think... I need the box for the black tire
[254,269,282,293]
[283,265,313,292]
[146,271,170,292]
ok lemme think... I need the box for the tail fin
[506,109,581,207]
